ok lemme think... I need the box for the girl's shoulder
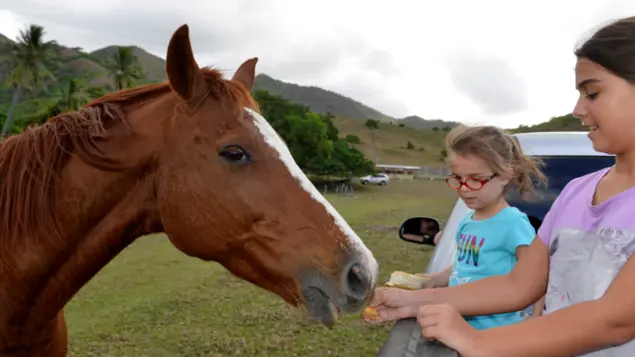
[488,206,529,222]
[493,207,535,232]
[557,166,612,203]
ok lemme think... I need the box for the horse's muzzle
[300,259,375,327]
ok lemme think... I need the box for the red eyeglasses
[445,173,498,191]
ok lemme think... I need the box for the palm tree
[53,78,93,112]
[1,24,59,139]
[19,76,104,128]
[104,46,144,90]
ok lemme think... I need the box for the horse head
[152,24,378,326]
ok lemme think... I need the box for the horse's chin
[302,286,341,328]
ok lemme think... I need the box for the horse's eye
[219,145,251,163]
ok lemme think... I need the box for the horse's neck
[2,159,162,337]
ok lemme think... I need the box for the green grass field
[65,180,458,357]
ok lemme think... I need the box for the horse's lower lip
[302,286,341,328]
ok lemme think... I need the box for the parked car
[360,173,389,185]
[376,131,615,357]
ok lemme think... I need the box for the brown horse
[0,24,378,356]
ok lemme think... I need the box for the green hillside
[334,116,449,166]
[513,113,584,133]
[0,34,13,75]
[90,46,167,82]
[254,73,395,123]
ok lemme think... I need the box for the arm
[400,237,549,316]
[471,254,635,357]
[516,239,545,319]
[425,264,452,288]
[416,265,452,288]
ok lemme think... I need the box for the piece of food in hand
[362,306,378,319]
[384,271,431,290]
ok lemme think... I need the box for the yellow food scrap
[362,306,378,319]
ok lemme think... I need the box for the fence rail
[318,179,356,197]
[413,166,449,179]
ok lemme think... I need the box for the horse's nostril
[344,262,371,301]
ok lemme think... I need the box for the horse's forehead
[244,108,291,156]
[245,107,377,276]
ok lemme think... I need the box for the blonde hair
[445,125,547,198]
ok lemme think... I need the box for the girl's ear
[498,169,513,186]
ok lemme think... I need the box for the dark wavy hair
[575,16,635,84]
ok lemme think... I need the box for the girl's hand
[417,303,482,355]
[362,287,418,323]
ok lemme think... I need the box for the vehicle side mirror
[399,217,441,246]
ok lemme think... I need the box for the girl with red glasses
[365,124,547,329]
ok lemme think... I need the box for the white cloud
[1,0,634,128]
[446,51,528,115]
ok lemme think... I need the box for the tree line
[254,90,375,177]
[0,24,375,179]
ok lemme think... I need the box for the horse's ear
[232,57,258,91]
[166,24,205,101]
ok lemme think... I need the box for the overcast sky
[1,0,634,128]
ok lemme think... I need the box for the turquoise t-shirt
[448,206,536,330]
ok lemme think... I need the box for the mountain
[89,46,167,82]
[54,46,111,87]
[0,34,13,77]
[0,30,458,130]
[399,115,460,130]
[253,73,396,122]
[513,113,584,133]
[252,74,461,130]
[0,30,455,167]
[0,29,587,167]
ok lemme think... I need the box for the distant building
[375,164,421,180]
[376,164,449,180]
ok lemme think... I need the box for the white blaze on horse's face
[245,107,379,283]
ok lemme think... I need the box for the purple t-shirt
[538,166,635,356]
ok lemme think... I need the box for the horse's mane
[0,67,259,249]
